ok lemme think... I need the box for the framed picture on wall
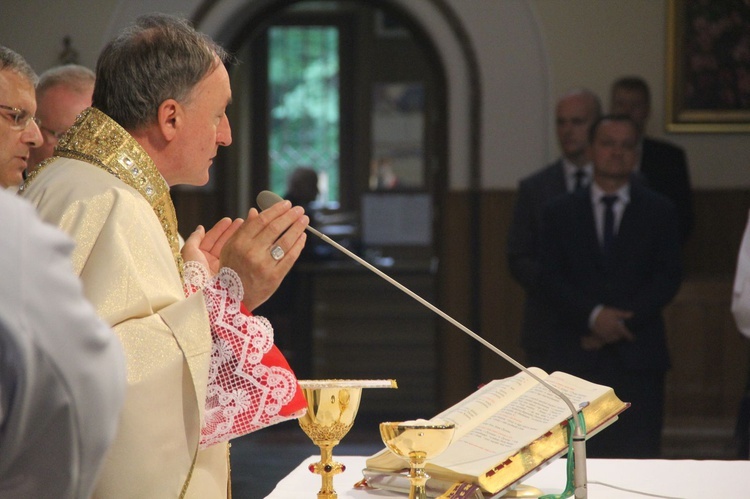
[666,0,750,132]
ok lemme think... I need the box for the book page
[544,371,612,407]
[367,368,547,469]
[430,371,612,477]
[431,367,548,441]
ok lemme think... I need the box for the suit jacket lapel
[615,183,642,249]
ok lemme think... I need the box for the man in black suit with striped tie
[539,115,682,458]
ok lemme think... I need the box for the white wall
[1,0,747,190]
[447,0,551,190]
[1,0,119,70]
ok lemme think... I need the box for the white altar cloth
[266,455,750,498]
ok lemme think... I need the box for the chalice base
[407,461,429,499]
[306,441,347,499]
[379,422,456,499]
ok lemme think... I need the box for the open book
[364,368,629,496]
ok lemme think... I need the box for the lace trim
[183,261,212,294]
[183,262,302,448]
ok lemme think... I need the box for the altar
[267,455,750,498]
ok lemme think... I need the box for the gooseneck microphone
[257,190,588,498]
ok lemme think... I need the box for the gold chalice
[298,379,396,499]
[379,421,456,499]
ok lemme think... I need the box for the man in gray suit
[507,88,601,367]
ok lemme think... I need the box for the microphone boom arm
[258,191,588,498]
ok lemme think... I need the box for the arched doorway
[185,0,479,214]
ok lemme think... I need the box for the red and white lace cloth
[183,261,307,449]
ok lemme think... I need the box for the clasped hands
[581,306,635,351]
[181,200,309,311]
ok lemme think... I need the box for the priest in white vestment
[21,14,309,498]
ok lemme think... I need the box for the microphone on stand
[257,190,588,498]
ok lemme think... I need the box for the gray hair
[0,45,38,86]
[92,13,231,130]
[37,64,95,97]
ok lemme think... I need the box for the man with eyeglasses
[0,47,42,189]
[27,64,94,173]
[0,45,126,498]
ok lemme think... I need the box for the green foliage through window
[268,26,339,202]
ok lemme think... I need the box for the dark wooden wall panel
[478,191,525,381]
[683,190,750,275]
[436,192,478,408]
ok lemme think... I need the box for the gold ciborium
[379,421,456,499]
[298,379,396,499]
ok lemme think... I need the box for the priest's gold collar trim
[22,107,184,276]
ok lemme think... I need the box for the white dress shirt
[562,159,593,193]
[590,182,631,246]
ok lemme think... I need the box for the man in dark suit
[610,76,694,244]
[539,115,682,458]
[507,89,601,365]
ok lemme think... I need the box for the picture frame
[666,0,750,132]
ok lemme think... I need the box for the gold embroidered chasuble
[21,108,229,498]
[24,107,184,275]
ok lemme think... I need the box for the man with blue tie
[507,89,601,366]
[538,114,682,458]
